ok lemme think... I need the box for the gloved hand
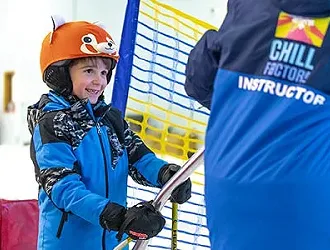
[116,201,166,241]
[99,202,127,232]
[158,164,192,204]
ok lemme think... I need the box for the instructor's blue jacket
[185,0,330,249]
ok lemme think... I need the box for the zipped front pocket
[56,211,68,238]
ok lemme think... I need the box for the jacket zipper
[52,104,112,241]
[56,212,68,238]
[96,122,110,250]
[55,163,81,238]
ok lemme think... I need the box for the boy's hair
[69,57,116,71]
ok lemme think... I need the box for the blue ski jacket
[185,0,330,249]
[27,91,167,250]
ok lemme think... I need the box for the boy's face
[69,58,109,104]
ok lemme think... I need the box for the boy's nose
[92,77,101,84]
[92,74,104,84]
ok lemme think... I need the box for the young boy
[185,0,330,249]
[27,17,191,250]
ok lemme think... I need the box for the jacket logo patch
[263,12,330,84]
[275,12,330,48]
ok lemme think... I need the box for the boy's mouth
[86,89,100,95]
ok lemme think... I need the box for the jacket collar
[275,0,330,16]
[47,91,109,121]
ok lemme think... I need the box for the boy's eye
[85,69,93,73]
[101,70,108,76]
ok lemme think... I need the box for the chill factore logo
[275,12,330,47]
[263,12,330,84]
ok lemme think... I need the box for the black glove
[116,201,166,241]
[99,202,127,232]
[158,164,192,204]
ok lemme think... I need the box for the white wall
[0,0,228,145]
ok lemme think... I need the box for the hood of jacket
[275,0,330,16]
[27,91,109,136]
[27,94,57,136]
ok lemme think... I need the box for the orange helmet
[40,16,119,96]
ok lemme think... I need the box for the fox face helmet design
[40,16,119,96]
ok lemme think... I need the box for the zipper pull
[96,123,101,135]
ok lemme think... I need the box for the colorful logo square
[275,11,330,47]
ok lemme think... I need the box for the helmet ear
[50,15,66,43]
[44,65,72,96]
[93,21,107,31]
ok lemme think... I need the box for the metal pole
[132,147,205,250]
